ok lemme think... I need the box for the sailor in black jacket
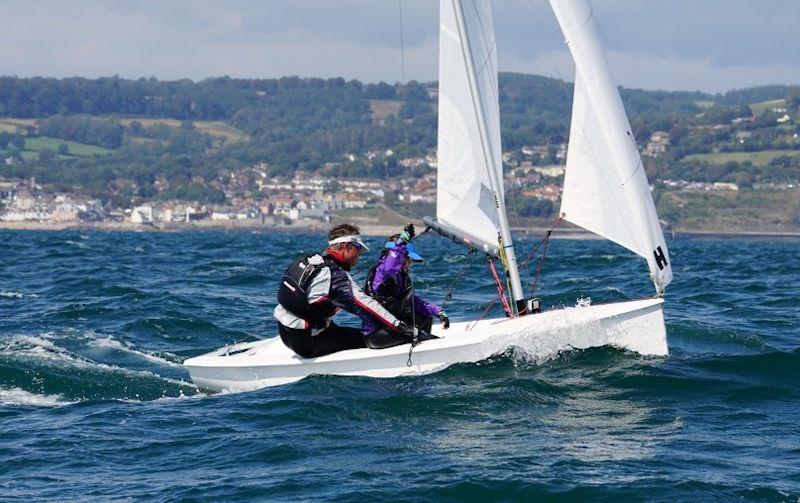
[274,224,416,358]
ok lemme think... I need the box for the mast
[450,0,526,313]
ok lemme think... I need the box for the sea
[0,229,798,502]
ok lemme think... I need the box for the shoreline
[1,220,799,239]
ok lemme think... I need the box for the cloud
[0,0,797,92]
[503,48,800,94]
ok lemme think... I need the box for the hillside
[1,74,799,232]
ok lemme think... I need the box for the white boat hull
[184,298,667,392]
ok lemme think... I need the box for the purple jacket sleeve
[414,295,442,317]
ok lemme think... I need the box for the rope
[495,235,516,315]
[441,249,476,308]
[406,246,418,367]
[467,255,512,331]
[487,256,513,317]
[530,230,551,298]
[414,226,432,240]
[520,217,561,269]
[468,296,499,332]
[519,217,561,297]
[405,225,440,366]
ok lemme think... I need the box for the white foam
[0,291,38,299]
[64,240,89,249]
[88,336,182,367]
[0,386,70,407]
[0,334,196,389]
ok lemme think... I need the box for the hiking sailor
[362,224,449,349]
[274,223,420,358]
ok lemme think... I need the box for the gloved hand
[398,223,415,243]
[439,311,450,329]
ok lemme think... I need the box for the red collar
[325,248,350,270]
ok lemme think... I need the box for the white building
[131,204,158,224]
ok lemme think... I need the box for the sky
[1,0,798,94]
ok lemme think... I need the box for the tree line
[1,74,799,205]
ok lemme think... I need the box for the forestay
[436,0,504,248]
[550,0,673,293]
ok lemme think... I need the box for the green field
[119,118,248,143]
[683,149,800,166]
[749,99,787,116]
[0,118,37,133]
[332,205,412,227]
[25,136,112,156]
[658,187,800,232]
[368,100,402,123]
[1,136,113,161]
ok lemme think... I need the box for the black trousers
[364,315,434,350]
[278,322,367,359]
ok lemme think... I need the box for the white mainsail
[550,0,673,293]
[436,0,503,247]
[437,0,526,310]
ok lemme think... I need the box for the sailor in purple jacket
[362,224,450,348]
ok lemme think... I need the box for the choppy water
[1,229,798,501]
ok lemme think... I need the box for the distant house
[644,131,670,157]
[555,143,567,161]
[521,145,548,157]
[343,194,370,209]
[522,184,561,202]
[289,207,330,222]
[131,204,157,224]
[211,208,236,221]
[52,200,79,223]
[532,165,565,178]
[409,194,435,204]
[0,182,16,202]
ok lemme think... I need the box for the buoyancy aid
[277,253,338,329]
[364,261,414,324]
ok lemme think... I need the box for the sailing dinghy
[185,0,673,392]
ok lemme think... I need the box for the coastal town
[1,132,775,230]
[1,72,799,234]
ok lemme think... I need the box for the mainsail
[436,0,503,247]
[436,0,526,310]
[550,0,673,293]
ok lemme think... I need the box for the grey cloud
[0,0,797,92]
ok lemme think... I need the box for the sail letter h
[653,246,668,270]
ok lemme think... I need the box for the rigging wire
[467,256,509,331]
[398,0,406,84]
[488,256,513,317]
[519,216,562,297]
[441,248,476,309]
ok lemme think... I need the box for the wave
[0,333,198,402]
[0,386,71,407]
[0,291,38,299]
[63,239,89,249]
[87,336,183,367]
